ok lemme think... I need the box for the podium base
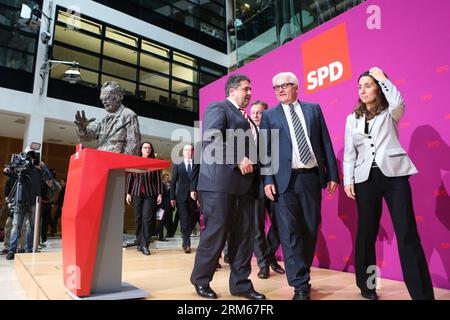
[65,282,148,300]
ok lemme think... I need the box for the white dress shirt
[281,100,317,169]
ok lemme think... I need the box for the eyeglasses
[273,83,295,91]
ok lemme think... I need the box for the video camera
[6,142,41,176]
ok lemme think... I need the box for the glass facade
[0,0,42,92]
[49,7,226,115]
[231,0,365,66]
[93,0,227,53]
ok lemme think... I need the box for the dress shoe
[361,290,378,300]
[257,267,270,279]
[233,288,266,300]
[6,252,15,260]
[270,262,285,274]
[292,290,311,300]
[193,284,218,299]
[184,246,191,254]
[158,237,168,242]
[142,247,151,255]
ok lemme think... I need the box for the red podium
[62,145,170,299]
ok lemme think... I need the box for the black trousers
[52,205,62,234]
[177,197,197,248]
[191,191,255,294]
[254,196,281,269]
[275,170,322,291]
[354,168,434,300]
[167,210,179,237]
[132,195,157,248]
[41,202,53,243]
[156,206,172,239]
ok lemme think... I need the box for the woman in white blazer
[343,67,434,300]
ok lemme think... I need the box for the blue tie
[187,162,192,178]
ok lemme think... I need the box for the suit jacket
[197,99,258,195]
[343,79,417,185]
[261,100,339,193]
[171,162,199,201]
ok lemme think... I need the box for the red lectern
[62,145,170,299]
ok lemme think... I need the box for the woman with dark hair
[343,67,434,300]
[126,141,163,255]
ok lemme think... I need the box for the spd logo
[302,23,351,94]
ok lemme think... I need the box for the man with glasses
[260,72,339,300]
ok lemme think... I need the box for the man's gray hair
[225,74,250,97]
[101,81,125,98]
[272,72,299,86]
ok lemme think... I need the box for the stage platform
[13,248,450,300]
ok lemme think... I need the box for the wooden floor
[13,248,450,300]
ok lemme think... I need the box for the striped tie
[289,103,312,165]
[240,108,257,143]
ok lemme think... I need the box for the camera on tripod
[8,143,41,175]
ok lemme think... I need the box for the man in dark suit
[250,101,285,279]
[170,144,198,253]
[190,74,265,300]
[261,72,339,300]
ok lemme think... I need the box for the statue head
[100,81,124,113]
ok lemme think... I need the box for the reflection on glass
[141,40,170,58]
[106,27,138,47]
[53,45,99,70]
[0,32,36,53]
[140,71,169,90]
[54,25,101,53]
[57,10,102,35]
[172,79,196,98]
[173,52,196,67]
[140,52,169,74]
[172,93,195,111]
[138,84,169,104]
[103,41,137,64]
[0,47,33,72]
[200,72,218,86]
[102,59,136,81]
[172,63,197,83]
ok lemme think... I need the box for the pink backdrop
[199,0,450,289]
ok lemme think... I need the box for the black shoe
[224,254,230,264]
[215,262,222,271]
[193,284,218,299]
[158,237,169,242]
[257,267,270,279]
[6,252,15,260]
[270,262,285,274]
[233,288,266,300]
[292,290,311,300]
[17,248,25,253]
[0,248,8,255]
[142,247,151,255]
[137,246,142,252]
[361,290,378,300]
[184,246,191,254]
